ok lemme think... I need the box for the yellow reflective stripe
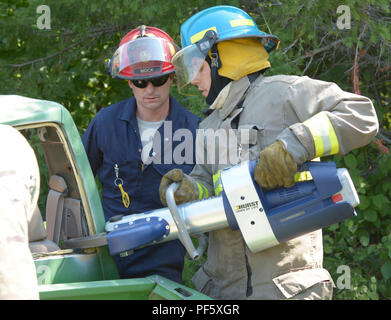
[303,112,339,157]
[294,171,313,182]
[213,170,223,196]
[202,184,209,199]
[212,171,220,185]
[196,182,204,199]
[294,158,319,182]
[196,182,209,199]
[215,185,223,196]
[190,27,217,44]
[328,120,339,155]
[230,19,254,27]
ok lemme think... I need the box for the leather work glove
[159,169,199,207]
[254,140,298,189]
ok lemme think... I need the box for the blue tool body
[223,161,356,246]
[107,216,169,255]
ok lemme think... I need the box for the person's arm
[277,76,379,165]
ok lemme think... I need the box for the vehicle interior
[20,125,90,256]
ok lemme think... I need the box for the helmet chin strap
[205,45,232,106]
[193,30,231,109]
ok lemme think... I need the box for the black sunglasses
[131,74,170,89]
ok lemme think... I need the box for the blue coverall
[82,96,200,283]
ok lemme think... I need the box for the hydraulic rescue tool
[101,160,359,260]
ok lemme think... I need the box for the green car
[0,95,209,300]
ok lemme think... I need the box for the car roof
[0,95,63,126]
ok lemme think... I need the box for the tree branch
[282,38,298,55]
[352,24,368,95]
[292,39,344,63]
[3,40,82,68]
[2,24,126,69]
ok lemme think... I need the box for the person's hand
[254,140,297,189]
[159,169,199,206]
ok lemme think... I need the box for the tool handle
[166,183,201,260]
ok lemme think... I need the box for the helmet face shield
[172,44,207,95]
[172,30,218,95]
[109,37,178,80]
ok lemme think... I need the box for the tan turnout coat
[190,74,379,299]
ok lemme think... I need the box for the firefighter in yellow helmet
[160,6,379,299]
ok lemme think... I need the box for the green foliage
[324,147,391,299]
[1,0,390,299]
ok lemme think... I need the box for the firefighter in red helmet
[83,26,200,283]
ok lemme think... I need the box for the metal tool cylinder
[105,195,229,243]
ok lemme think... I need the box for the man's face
[128,74,173,112]
[190,60,211,97]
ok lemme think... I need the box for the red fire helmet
[109,25,178,80]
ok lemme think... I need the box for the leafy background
[1,0,390,299]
